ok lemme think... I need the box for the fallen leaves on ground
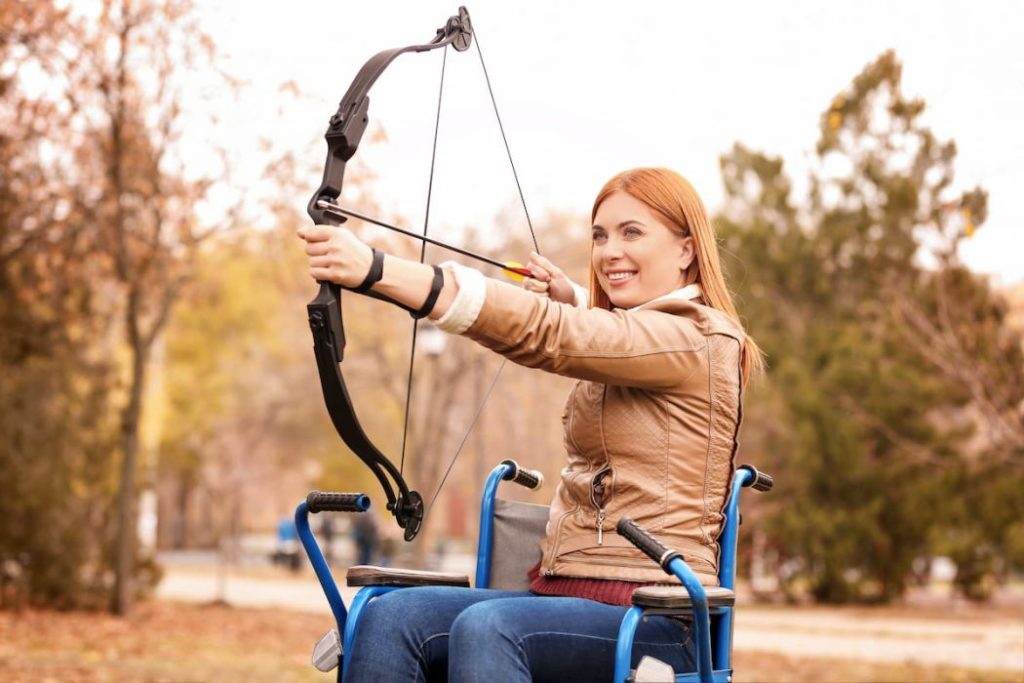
[0,601,1018,682]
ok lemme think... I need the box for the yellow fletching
[502,261,528,282]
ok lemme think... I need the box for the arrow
[315,200,532,279]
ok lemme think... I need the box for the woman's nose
[601,236,624,260]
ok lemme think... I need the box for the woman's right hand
[523,252,579,305]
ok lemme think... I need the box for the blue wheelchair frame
[612,465,769,683]
[296,461,769,682]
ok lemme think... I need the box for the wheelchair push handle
[500,459,544,491]
[616,517,682,574]
[306,491,371,513]
[738,464,774,492]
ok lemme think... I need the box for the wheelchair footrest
[346,564,471,588]
[633,655,675,682]
[311,629,342,672]
[631,585,735,609]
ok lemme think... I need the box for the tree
[0,0,229,612]
[718,51,1024,602]
[1,1,125,609]
[69,0,228,615]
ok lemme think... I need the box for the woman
[297,167,762,682]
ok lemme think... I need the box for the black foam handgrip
[739,464,774,492]
[306,491,371,513]
[616,517,680,573]
[500,459,544,490]
[511,468,543,490]
[751,470,774,491]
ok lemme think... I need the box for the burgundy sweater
[527,562,658,607]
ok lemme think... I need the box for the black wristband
[351,248,385,293]
[410,265,444,320]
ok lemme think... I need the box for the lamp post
[418,321,448,358]
[415,321,448,566]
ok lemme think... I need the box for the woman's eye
[624,226,643,238]
[592,230,607,243]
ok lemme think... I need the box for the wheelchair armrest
[346,565,471,588]
[631,585,735,610]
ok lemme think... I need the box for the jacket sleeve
[461,278,709,389]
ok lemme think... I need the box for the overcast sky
[193,0,1023,285]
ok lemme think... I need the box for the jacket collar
[630,283,704,311]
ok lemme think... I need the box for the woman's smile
[605,269,638,285]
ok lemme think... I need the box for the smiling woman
[296,166,764,682]
[586,168,763,382]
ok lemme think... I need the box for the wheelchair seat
[630,585,735,610]
[346,565,470,588]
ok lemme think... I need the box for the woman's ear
[678,236,696,273]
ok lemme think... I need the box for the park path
[733,606,1022,671]
[157,566,1024,673]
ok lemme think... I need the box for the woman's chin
[607,291,640,309]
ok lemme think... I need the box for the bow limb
[307,6,471,225]
[305,7,472,542]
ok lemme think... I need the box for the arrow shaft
[316,201,530,277]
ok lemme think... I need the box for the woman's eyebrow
[592,220,646,230]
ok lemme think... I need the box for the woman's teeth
[607,272,635,282]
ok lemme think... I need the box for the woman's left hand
[524,252,578,304]
[297,224,375,288]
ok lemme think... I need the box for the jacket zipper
[591,466,613,546]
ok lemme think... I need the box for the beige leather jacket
[462,279,745,586]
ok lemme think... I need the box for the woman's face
[591,191,695,309]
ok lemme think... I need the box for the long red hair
[589,168,764,384]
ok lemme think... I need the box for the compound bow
[305,7,536,542]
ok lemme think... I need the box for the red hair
[589,168,763,384]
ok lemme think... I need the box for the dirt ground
[733,602,1024,673]
[0,600,1021,682]
[155,563,1024,675]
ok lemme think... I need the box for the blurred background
[1,1,1021,681]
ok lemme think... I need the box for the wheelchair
[295,459,773,683]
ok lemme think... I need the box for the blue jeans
[342,586,695,682]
